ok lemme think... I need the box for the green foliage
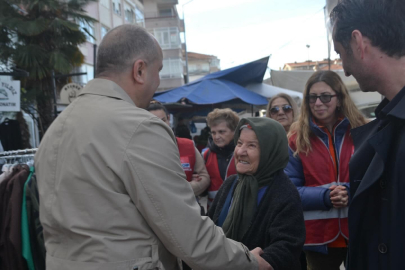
[0,0,97,136]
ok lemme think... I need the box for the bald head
[96,25,160,77]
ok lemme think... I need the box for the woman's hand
[329,185,348,208]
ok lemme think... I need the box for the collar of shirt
[376,86,405,121]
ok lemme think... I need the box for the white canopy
[269,70,381,107]
[245,83,303,100]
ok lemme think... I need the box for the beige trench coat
[35,79,258,270]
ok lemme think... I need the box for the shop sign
[0,77,20,112]
[60,83,83,104]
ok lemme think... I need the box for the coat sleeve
[285,146,330,211]
[189,147,210,196]
[121,118,258,270]
[261,177,306,270]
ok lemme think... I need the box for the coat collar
[309,116,349,137]
[78,78,136,107]
[376,85,405,121]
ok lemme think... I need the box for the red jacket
[204,150,237,208]
[286,118,353,246]
[176,137,196,181]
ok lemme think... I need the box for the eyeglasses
[307,94,337,104]
[270,105,292,115]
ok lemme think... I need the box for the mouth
[238,160,249,164]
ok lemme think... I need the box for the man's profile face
[143,44,163,108]
[333,25,354,79]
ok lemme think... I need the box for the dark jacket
[208,171,306,270]
[348,86,405,270]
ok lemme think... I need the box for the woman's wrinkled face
[234,128,260,175]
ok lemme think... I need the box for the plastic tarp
[270,69,359,92]
[154,79,269,105]
[192,56,269,85]
[245,83,303,99]
[269,69,381,107]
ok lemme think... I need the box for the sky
[177,0,339,76]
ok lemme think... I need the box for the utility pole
[306,44,311,70]
[182,0,196,84]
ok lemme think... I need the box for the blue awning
[154,79,268,105]
[192,56,269,85]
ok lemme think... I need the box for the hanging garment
[21,167,35,270]
[0,119,23,151]
[0,164,29,270]
[24,171,45,270]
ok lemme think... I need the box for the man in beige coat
[35,25,272,270]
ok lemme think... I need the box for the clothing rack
[0,148,38,157]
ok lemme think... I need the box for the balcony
[155,0,178,4]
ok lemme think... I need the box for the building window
[159,8,173,17]
[160,58,183,79]
[112,0,121,16]
[79,21,95,43]
[135,6,144,26]
[100,0,109,9]
[153,27,180,49]
[124,4,134,23]
[101,25,109,39]
[72,64,94,85]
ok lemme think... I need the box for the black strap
[204,149,210,164]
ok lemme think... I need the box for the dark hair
[331,0,405,57]
[96,25,159,77]
[146,100,169,116]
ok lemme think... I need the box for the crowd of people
[33,0,405,269]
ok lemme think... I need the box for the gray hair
[96,25,159,77]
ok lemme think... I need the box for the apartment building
[283,59,343,71]
[188,52,220,82]
[74,0,145,85]
[144,0,185,91]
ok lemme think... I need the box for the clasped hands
[329,185,348,208]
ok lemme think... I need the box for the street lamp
[306,44,311,69]
[182,0,196,84]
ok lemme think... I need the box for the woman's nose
[314,97,323,106]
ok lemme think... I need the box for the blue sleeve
[285,147,331,211]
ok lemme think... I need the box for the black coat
[348,87,405,270]
[208,170,306,270]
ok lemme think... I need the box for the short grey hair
[96,24,159,77]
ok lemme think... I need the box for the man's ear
[133,59,147,84]
[351,30,366,59]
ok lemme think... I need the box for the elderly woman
[266,93,299,133]
[208,117,306,270]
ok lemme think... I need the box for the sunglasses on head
[307,94,337,104]
[270,105,292,115]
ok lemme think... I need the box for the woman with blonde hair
[285,70,367,270]
[266,93,299,132]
